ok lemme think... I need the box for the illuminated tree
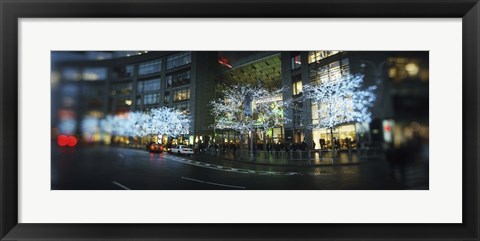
[112,115,130,137]
[211,85,256,135]
[100,115,114,135]
[81,116,99,137]
[303,74,376,153]
[127,111,150,137]
[253,87,291,150]
[148,107,190,138]
[99,107,190,144]
[211,84,290,151]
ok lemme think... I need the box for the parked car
[170,145,194,155]
[148,143,164,153]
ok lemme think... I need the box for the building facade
[52,51,218,146]
[52,51,428,150]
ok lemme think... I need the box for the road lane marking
[112,181,130,190]
[181,177,246,189]
[118,153,125,159]
[122,148,301,176]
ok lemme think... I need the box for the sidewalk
[192,149,384,167]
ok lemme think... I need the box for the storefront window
[312,124,356,150]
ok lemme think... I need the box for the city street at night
[51,50,430,190]
[51,145,428,190]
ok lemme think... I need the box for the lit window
[308,51,341,64]
[293,81,303,95]
[292,74,303,96]
[82,68,107,81]
[310,58,349,84]
[173,88,190,102]
[311,103,319,125]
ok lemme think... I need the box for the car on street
[170,145,194,155]
[147,143,164,153]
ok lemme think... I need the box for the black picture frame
[1,0,479,240]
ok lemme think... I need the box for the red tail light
[57,135,68,146]
[150,145,155,150]
[67,136,78,147]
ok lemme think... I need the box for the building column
[300,51,313,149]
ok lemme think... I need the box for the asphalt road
[51,145,428,190]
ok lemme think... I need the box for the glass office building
[52,51,428,150]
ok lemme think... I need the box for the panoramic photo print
[51,51,429,190]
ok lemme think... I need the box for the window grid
[310,58,350,84]
[173,88,190,102]
[143,93,160,105]
[166,70,191,88]
[167,52,192,70]
[308,51,341,64]
[138,78,161,93]
[139,59,162,76]
[292,74,303,96]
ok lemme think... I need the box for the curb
[195,154,373,168]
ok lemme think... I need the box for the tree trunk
[250,129,254,161]
[263,130,267,151]
[330,127,335,158]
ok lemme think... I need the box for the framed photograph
[1,0,478,240]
